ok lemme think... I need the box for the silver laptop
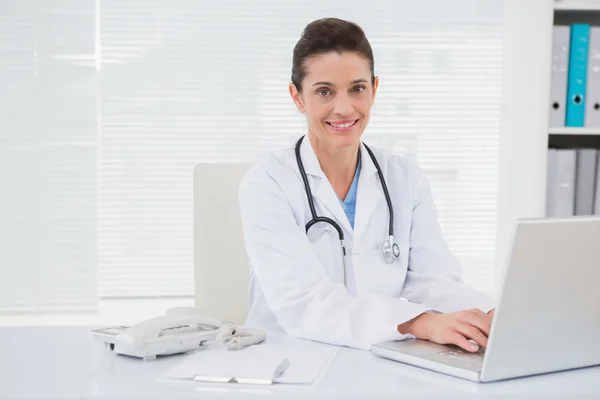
[372,216,600,383]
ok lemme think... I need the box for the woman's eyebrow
[312,78,368,87]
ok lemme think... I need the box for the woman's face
[289,51,378,150]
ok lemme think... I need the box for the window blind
[0,0,98,312]
[98,0,503,297]
[0,0,502,311]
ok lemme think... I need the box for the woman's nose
[333,93,354,115]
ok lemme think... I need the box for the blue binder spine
[566,24,591,127]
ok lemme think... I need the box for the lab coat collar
[297,136,382,240]
[298,135,378,179]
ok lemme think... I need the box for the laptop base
[372,339,482,382]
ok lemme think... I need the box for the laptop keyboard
[373,340,487,373]
[437,347,485,368]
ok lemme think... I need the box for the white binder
[549,26,571,127]
[575,149,598,215]
[585,27,600,127]
[546,149,558,216]
[547,149,577,217]
[595,155,600,215]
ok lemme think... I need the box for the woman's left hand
[487,309,495,319]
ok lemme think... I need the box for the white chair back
[193,163,251,324]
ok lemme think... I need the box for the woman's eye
[317,88,331,96]
[352,85,365,93]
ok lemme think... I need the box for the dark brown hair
[291,18,375,93]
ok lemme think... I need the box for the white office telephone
[91,307,266,360]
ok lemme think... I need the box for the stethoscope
[294,135,400,278]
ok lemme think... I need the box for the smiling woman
[289,19,377,174]
[290,50,376,199]
[237,17,496,352]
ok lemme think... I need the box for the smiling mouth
[326,119,359,129]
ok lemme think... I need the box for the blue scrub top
[338,156,361,229]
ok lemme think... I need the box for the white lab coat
[238,137,496,350]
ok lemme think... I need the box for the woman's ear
[372,76,380,102]
[289,83,305,113]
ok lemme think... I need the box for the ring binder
[566,24,591,127]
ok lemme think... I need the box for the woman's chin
[329,131,362,148]
[309,125,364,148]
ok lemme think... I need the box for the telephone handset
[91,307,266,360]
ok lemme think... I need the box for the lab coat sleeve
[399,162,497,314]
[238,167,433,350]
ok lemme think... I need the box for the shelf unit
[553,0,600,12]
[548,128,600,148]
[544,1,600,219]
[550,0,600,145]
[494,1,599,289]
[549,127,600,135]
[554,4,600,11]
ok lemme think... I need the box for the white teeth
[330,120,356,128]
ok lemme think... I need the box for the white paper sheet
[162,343,337,385]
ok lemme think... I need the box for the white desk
[1,326,600,399]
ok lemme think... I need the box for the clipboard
[192,358,290,385]
[161,343,336,386]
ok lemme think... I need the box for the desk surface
[2,326,600,399]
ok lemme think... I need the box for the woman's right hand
[397,309,492,352]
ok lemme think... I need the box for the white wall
[495,0,554,290]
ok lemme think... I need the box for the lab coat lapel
[353,143,384,244]
[300,137,353,237]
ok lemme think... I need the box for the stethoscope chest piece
[382,236,400,264]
